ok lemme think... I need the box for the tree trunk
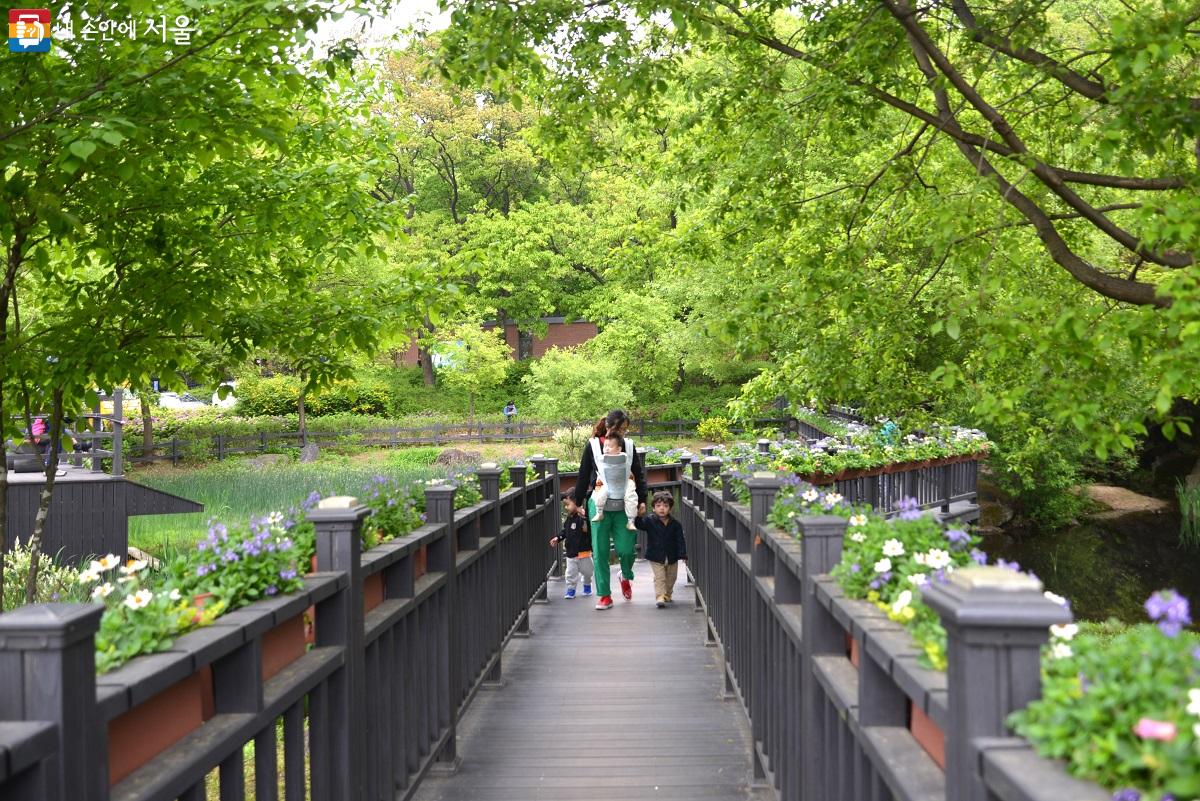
[24,390,63,604]
[140,390,155,458]
[419,345,436,386]
[298,387,307,448]
[673,361,686,395]
[469,393,476,426]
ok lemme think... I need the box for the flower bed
[715,424,988,502]
[1010,590,1200,801]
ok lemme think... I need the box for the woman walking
[572,409,647,609]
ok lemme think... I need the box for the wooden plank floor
[412,564,771,801]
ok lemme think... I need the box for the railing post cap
[747,471,783,488]
[797,514,849,537]
[307,497,370,523]
[0,602,104,648]
[480,461,499,469]
[318,495,358,510]
[757,438,771,445]
[702,455,722,464]
[922,566,1073,629]
[529,453,546,461]
[424,480,456,495]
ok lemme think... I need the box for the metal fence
[672,455,1110,801]
[0,459,560,801]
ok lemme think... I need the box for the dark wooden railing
[672,454,1110,801]
[0,459,560,801]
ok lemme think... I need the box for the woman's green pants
[588,497,637,598]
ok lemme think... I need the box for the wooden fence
[123,417,796,465]
[0,458,560,801]
[673,454,1110,801]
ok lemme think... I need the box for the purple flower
[222,551,240,564]
[1192,646,1200,662]
[1077,672,1090,693]
[850,563,861,573]
[933,568,949,584]
[969,548,988,566]
[303,490,321,511]
[419,513,427,523]
[1112,790,1140,801]
[995,558,1020,572]
[945,529,969,549]
[1145,589,1191,638]
[895,497,921,521]
[265,585,278,596]
[279,567,298,580]
[869,578,881,590]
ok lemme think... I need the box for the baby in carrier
[591,433,639,531]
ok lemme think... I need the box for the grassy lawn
[126,437,710,558]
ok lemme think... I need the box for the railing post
[747,472,781,578]
[940,463,953,514]
[544,457,563,578]
[0,603,106,801]
[509,462,527,518]
[757,438,771,455]
[924,566,1071,801]
[679,454,692,504]
[308,495,370,801]
[422,481,461,772]
[700,446,715,458]
[798,515,849,801]
[111,388,124,477]
[701,457,721,523]
[477,463,506,688]
[477,462,502,507]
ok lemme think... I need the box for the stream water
[982,508,1200,623]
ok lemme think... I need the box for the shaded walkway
[412,567,770,801]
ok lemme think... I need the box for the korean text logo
[8,8,50,52]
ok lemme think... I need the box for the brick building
[396,317,599,366]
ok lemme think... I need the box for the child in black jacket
[634,490,687,608]
[550,495,594,599]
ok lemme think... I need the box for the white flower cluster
[913,549,951,570]
[1047,622,1077,660]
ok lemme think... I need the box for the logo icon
[9,8,50,52]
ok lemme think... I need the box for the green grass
[1177,479,1200,550]
[128,454,446,557]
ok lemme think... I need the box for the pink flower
[1132,718,1177,741]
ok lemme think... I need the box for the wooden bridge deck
[413,566,770,801]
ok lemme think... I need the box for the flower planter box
[261,613,307,681]
[909,700,946,769]
[413,544,427,580]
[363,572,385,612]
[645,465,678,485]
[108,666,214,785]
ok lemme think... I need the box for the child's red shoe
[595,595,613,610]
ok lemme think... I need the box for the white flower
[78,569,101,585]
[873,558,892,574]
[787,511,796,519]
[1049,624,1078,641]
[891,590,913,615]
[882,539,906,557]
[925,549,952,570]
[1044,591,1069,608]
[96,554,120,571]
[913,552,928,566]
[849,532,866,543]
[849,514,868,527]
[1049,642,1073,660]
[801,489,819,503]
[1187,688,1200,717]
[268,511,284,524]
[825,492,843,505]
[91,582,114,600]
[119,559,148,576]
[908,573,928,587]
[123,589,154,610]
[168,588,182,602]
[117,576,136,584]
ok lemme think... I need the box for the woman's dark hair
[604,409,629,433]
[604,432,625,450]
[652,490,675,509]
[591,417,608,438]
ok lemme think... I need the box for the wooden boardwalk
[412,565,770,801]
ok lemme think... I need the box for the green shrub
[523,348,633,421]
[697,416,733,443]
[1,540,87,611]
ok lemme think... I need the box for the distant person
[549,495,593,599]
[572,409,647,609]
[635,491,687,608]
[589,433,638,532]
[503,400,517,435]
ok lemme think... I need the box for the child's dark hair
[651,490,675,509]
[604,432,625,450]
